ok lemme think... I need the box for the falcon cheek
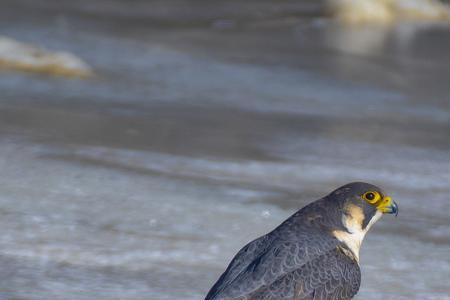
[332,205,382,263]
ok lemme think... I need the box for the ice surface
[0,134,449,300]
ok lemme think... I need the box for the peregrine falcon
[205,182,398,300]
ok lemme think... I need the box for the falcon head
[329,182,398,261]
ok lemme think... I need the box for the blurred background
[0,0,449,299]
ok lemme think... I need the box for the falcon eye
[365,193,375,200]
[362,191,381,204]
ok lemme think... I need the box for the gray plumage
[205,182,390,300]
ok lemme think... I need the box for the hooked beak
[379,196,399,217]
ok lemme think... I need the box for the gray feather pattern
[205,188,366,300]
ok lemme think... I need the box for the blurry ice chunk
[327,0,395,24]
[394,0,450,19]
[326,0,450,24]
[0,36,92,77]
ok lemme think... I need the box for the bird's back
[205,198,360,300]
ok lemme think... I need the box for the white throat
[333,210,382,263]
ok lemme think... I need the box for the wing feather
[244,246,361,300]
[206,229,339,299]
[205,198,356,300]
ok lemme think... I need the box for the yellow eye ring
[362,191,381,204]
